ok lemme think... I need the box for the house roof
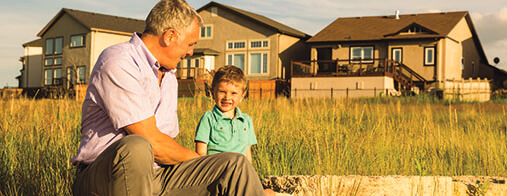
[308,11,468,43]
[37,8,144,37]
[193,48,220,55]
[197,1,310,38]
[22,39,42,47]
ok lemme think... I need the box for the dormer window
[399,23,431,35]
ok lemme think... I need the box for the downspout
[277,34,281,79]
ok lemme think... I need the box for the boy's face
[213,81,246,115]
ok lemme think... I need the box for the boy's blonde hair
[211,65,247,92]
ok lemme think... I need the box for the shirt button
[244,128,247,131]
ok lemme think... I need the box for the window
[45,58,54,66]
[200,25,212,38]
[391,48,402,63]
[55,37,63,54]
[226,41,246,50]
[70,35,85,47]
[424,46,435,66]
[45,38,54,55]
[350,46,374,63]
[226,53,245,70]
[250,40,269,49]
[45,37,63,55]
[45,69,53,85]
[249,53,268,74]
[53,68,62,85]
[54,57,62,65]
[77,66,86,84]
[195,58,200,68]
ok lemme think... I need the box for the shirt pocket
[210,124,232,144]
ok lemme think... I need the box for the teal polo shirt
[195,105,257,155]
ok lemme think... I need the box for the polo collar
[212,105,245,121]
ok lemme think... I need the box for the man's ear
[162,29,176,46]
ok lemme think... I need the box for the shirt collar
[212,105,245,121]
[130,33,176,75]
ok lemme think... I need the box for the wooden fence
[442,78,491,102]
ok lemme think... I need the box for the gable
[197,1,309,38]
[308,11,467,43]
[38,8,144,37]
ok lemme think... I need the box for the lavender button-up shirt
[71,33,178,165]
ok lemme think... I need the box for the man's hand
[124,116,199,165]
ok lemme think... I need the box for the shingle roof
[37,8,145,37]
[22,39,43,47]
[308,11,468,42]
[197,1,310,38]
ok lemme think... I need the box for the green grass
[1,96,507,195]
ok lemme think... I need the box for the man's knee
[212,152,249,167]
[115,135,153,163]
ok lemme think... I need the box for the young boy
[194,65,257,163]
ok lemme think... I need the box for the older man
[71,0,265,195]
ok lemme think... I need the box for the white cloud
[496,7,507,21]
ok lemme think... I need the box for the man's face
[160,18,200,69]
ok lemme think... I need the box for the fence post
[346,88,349,98]
[374,87,376,97]
[331,88,333,99]
[386,88,388,96]
[260,88,262,99]
[295,88,297,98]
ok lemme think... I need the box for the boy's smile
[213,81,246,119]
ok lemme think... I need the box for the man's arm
[195,141,208,156]
[124,116,199,165]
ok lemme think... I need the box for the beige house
[26,8,144,92]
[179,1,310,97]
[292,11,507,99]
[18,39,43,90]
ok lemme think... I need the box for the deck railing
[176,67,213,81]
[291,58,427,90]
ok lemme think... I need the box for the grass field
[1,96,506,195]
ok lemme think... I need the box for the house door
[317,48,335,73]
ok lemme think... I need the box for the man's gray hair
[144,0,203,35]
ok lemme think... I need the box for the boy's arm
[245,145,252,164]
[195,141,208,156]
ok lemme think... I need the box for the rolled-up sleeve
[93,57,153,130]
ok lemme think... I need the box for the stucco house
[19,8,144,96]
[179,1,310,97]
[291,11,507,98]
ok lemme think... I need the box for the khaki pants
[72,135,265,196]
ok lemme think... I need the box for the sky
[1,0,507,88]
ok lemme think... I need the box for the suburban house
[19,3,310,99]
[18,39,43,90]
[291,11,507,99]
[179,1,310,98]
[19,8,144,97]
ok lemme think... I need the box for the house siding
[23,46,43,88]
[91,31,132,72]
[196,6,304,81]
[41,13,90,87]
[278,34,309,79]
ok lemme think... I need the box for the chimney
[395,10,400,19]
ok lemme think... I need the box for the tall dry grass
[1,96,506,195]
